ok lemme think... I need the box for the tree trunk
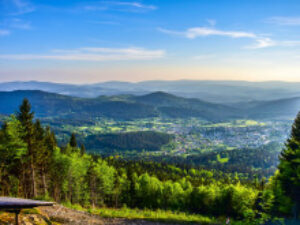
[115,192,119,208]
[54,184,60,202]
[21,165,27,198]
[294,201,299,220]
[42,168,47,196]
[90,176,96,207]
[30,157,37,198]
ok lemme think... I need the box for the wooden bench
[0,197,54,225]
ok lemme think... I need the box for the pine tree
[69,133,77,148]
[277,112,300,218]
[87,161,97,207]
[43,127,57,184]
[34,119,46,195]
[17,98,38,198]
[0,117,26,196]
[80,143,86,156]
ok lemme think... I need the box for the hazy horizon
[3,78,300,85]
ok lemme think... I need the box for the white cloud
[159,26,300,50]
[84,1,156,12]
[246,38,276,49]
[267,17,300,26]
[89,20,120,25]
[0,29,10,36]
[247,38,300,49]
[281,40,300,46]
[0,47,165,61]
[10,0,35,15]
[193,54,216,60]
[159,27,256,39]
[83,6,107,11]
[207,19,216,26]
[111,1,157,10]
[5,18,32,30]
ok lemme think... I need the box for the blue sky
[1,0,300,83]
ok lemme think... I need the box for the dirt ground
[0,204,203,225]
[40,205,199,225]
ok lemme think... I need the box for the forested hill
[133,92,238,119]
[0,90,238,121]
[246,97,300,119]
[1,90,300,120]
[0,90,158,120]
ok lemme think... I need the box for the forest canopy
[85,131,173,152]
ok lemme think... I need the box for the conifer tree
[69,133,77,148]
[17,98,38,198]
[0,117,26,196]
[277,112,300,218]
[80,143,86,156]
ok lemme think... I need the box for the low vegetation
[64,203,215,224]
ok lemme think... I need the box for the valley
[0,90,294,178]
[45,117,289,155]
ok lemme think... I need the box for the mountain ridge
[0,89,299,120]
[2,80,300,103]
[0,90,236,120]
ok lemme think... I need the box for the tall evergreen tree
[277,112,300,218]
[17,98,38,198]
[69,133,77,148]
[80,143,86,156]
[0,117,26,196]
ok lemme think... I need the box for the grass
[217,154,229,163]
[203,120,265,128]
[63,203,215,224]
[95,207,214,224]
[109,127,123,132]
[92,126,104,131]
[0,208,55,225]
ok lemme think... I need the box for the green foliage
[85,131,173,152]
[69,133,77,148]
[80,143,86,155]
[0,116,26,196]
[141,143,280,178]
[272,112,300,217]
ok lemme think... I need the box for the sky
[1,0,300,83]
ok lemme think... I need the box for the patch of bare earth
[41,205,200,225]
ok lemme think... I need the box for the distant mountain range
[0,90,299,121]
[2,80,300,103]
